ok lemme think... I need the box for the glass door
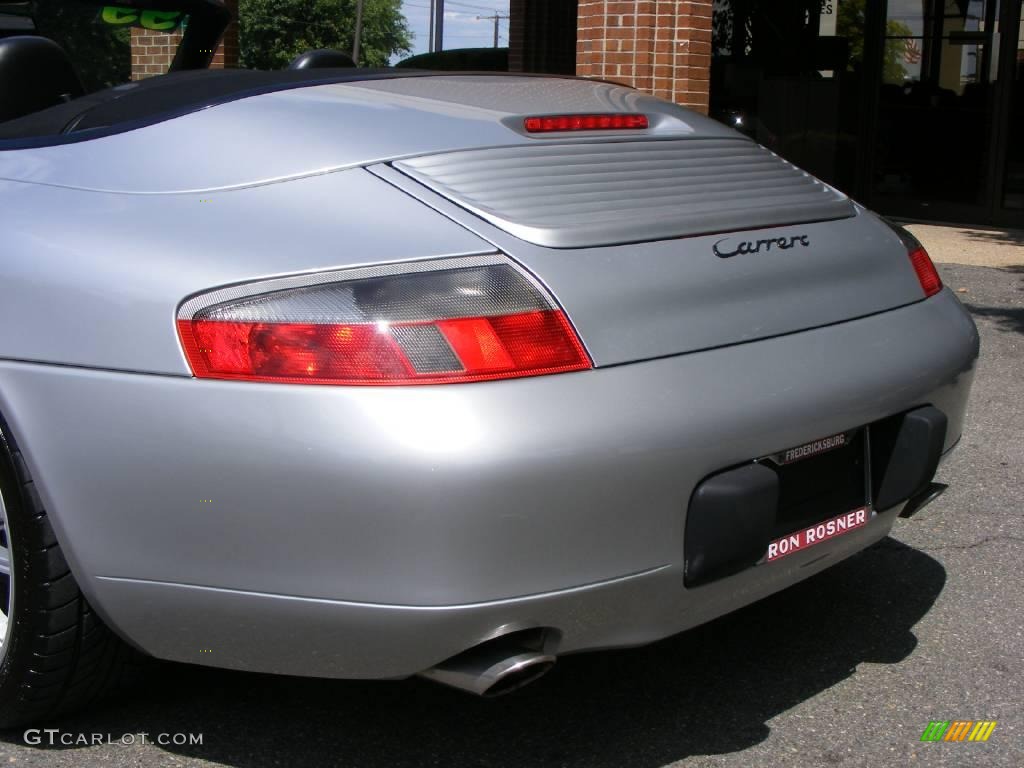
[866,0,1024,225]
[871,0,1000,217]
[708,0,869,194]
[1002,2,1024,210]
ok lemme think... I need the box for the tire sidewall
[0,453,38,723]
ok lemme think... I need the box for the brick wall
[131,28,183,79]
[131,0,239,80]
[576,1,712,113]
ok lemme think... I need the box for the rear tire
[0,436,147,728]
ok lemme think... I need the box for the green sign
[100,6,185,31]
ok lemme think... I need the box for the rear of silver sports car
[0,75,978,697]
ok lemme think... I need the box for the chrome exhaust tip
[899,482,948,519]
[417,632,556,697]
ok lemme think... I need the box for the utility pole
[351,0,364,63]
[428,0,434,51]
[430,0,445,52]
[476,12,509,48]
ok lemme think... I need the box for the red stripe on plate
[766,507,870,562]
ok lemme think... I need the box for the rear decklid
[375,86,925,365]
[382,163,926,366]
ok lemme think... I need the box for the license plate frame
[759,425,876,562]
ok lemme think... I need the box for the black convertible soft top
[0,68,436,148]
[0,68,579,149]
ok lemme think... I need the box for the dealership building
[130,0,1023,227]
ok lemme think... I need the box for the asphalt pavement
[0,262,1021,768]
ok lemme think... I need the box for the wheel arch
[0,399,143,652]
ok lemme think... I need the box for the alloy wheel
[0,488,13,663]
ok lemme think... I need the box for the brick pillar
[509,0,525,72]
[131,0,239,80]
[211,0,240,70]
[576,1,712,114]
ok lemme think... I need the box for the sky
[399,0,511,58]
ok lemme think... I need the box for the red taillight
[524,114,649,133]
[176,257,591,386]
[908,246,942,297]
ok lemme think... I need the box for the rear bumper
[93,507,898,679]
[0,289,978,678]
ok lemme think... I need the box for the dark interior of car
[0,34,83,123]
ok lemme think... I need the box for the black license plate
[761,428,869,539]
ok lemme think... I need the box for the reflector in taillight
[524,114,649,133]
[176,255,591,385]
[908,246,942,298]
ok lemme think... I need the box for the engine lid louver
[393,139,856,249]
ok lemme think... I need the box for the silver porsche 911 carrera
[0,0,978,726]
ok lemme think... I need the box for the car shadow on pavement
[3,537,945,767]
[963,303,1024,335]
[960,265,1024,334]
[961,228,1024,247]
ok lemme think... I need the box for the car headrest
[0,36,84,123]
[288,49,357,70]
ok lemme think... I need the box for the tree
[238,0,411,70]
[837,0,913,82]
